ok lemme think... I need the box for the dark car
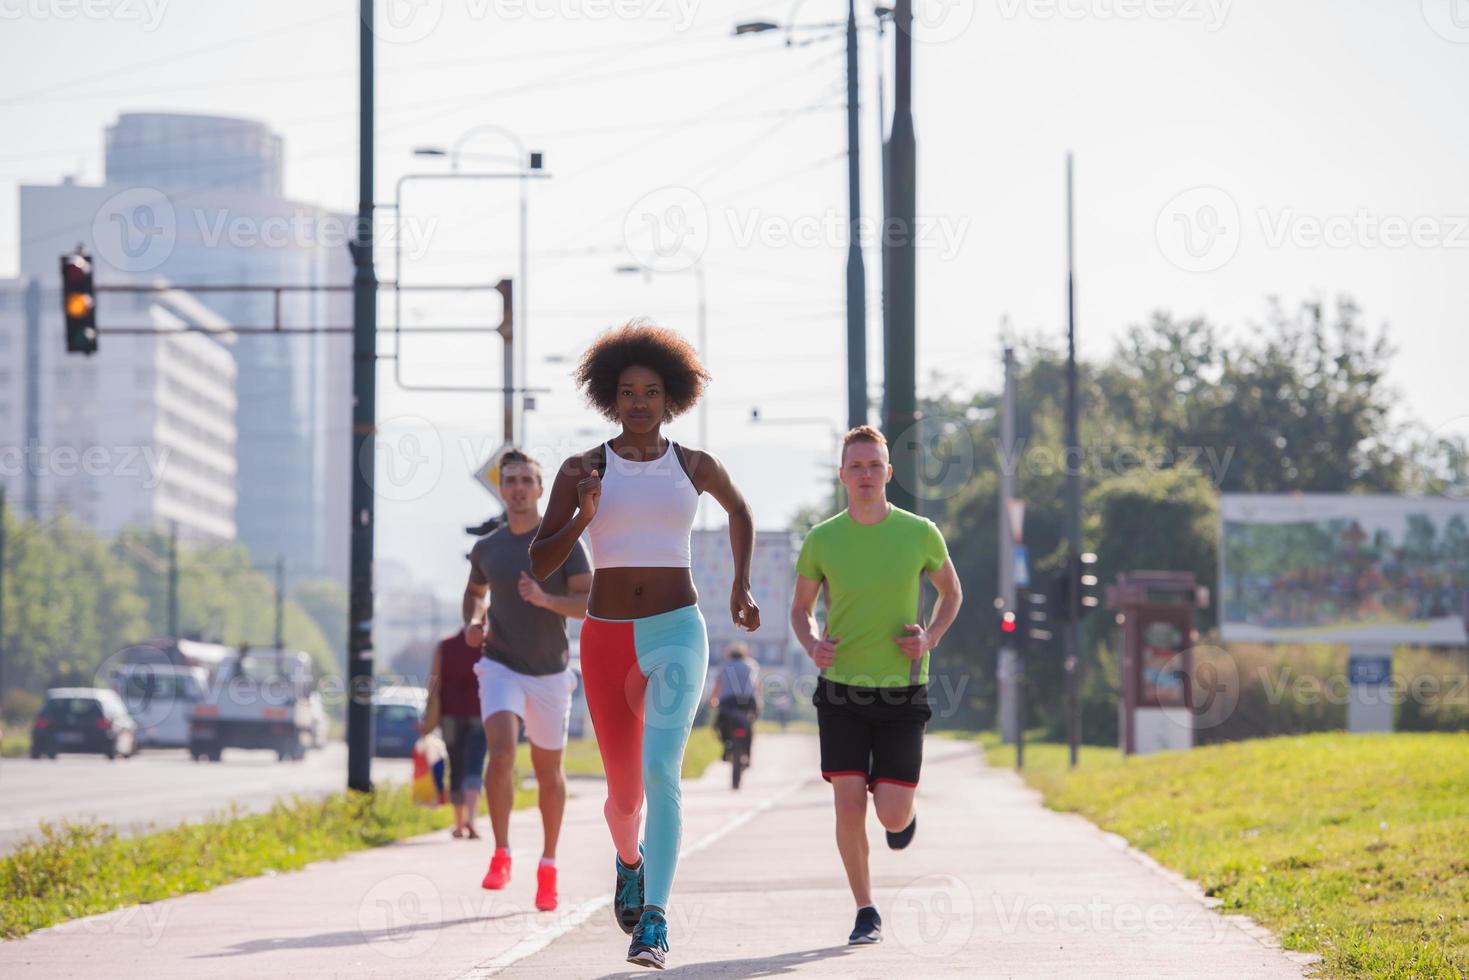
[32,688,138,760]
[373,688,427,758]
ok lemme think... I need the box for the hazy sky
[4,0,1467,594]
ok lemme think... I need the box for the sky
[4,0,1468,594]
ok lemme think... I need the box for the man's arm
[790,574,837,669]
[464,562,489,649]
[521,570,591,620]
[896,558,964,661]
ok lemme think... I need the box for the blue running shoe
[613,845,645,936]
[627,908,669,969]
[848,905,882,945]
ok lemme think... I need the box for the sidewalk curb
[982,757,1321,975]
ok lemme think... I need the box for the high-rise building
[18,113,353,583]
[0,277,237,543]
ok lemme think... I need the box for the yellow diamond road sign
[473,442,514,505]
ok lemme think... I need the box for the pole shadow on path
[594,944,860,979]
[190,910,528,958]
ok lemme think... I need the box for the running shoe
[627,908,669,969]
[848,905,882,945]
[481,849,511,890]
[613,845,645,935]
[886,813,917,850]
[535,863,558,912]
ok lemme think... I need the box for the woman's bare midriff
[587,567,699,620]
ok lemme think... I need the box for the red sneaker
[535,863,558,912]
[482,849,511,891]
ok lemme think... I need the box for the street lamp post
[414,128,543,444]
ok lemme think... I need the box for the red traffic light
[1000,611,1018,634]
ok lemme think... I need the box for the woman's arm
[420,643,443,733]
[529,454,598,581]
[689,449,761,632]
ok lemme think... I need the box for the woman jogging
[530,322,760,970]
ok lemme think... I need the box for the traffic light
[999,608,1018,642]
[1024,589,1052,643]
[1045,551,1102,623]
[1077,551,1101,619]
[60,248,97,355]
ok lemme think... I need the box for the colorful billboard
[1220,495,1469,645]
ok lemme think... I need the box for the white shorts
[472,656,576,751]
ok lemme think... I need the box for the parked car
[112,663,206,749]
[31,688,138,760]
[373,685,428,758]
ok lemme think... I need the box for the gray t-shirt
[469,524,591,676]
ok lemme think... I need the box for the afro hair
[573,321,710,422]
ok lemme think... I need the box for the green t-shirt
[795,506,949,688]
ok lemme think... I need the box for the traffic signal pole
[882,0,917,513]
[998,348,1020,744]
[1064,153,1082,770]
[347,0,378,794]
[845,0,868,431]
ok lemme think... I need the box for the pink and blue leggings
[579,603,708,912]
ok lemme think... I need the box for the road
[0,734,1315,979]
[0,742,413,853]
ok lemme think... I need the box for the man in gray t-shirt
[461,449,592,911]
[469,525,590,676]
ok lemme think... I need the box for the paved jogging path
[0,734,1313,979]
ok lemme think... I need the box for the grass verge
[1,730,30,759]
[972,730,1468,979]
[0,785,456,940]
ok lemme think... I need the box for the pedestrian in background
[422,627,487,839]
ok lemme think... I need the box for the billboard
[1220,494,1469,645]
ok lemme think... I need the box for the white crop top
[584,440,700,569]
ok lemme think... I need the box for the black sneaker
[848,905,882,945]
[627,909,669,969]
[886,813,917,850]
[613,846,645,936]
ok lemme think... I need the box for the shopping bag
[411,732,448,807]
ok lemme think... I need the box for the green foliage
[982,731,1469,979]
[0,786,454,940]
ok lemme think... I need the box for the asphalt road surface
[0,742,413,853]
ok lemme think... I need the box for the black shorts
[813,678,931,789]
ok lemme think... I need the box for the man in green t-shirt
[789,425,964,947]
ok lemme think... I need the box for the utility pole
[167,520,179,638]
[498,280,515,444]
[1064,153,1082,769]
[998,348,1019,744]
[844,0,867,431]
[274,557,286,650]
[883,0,917,513]
[347,0,378,794]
